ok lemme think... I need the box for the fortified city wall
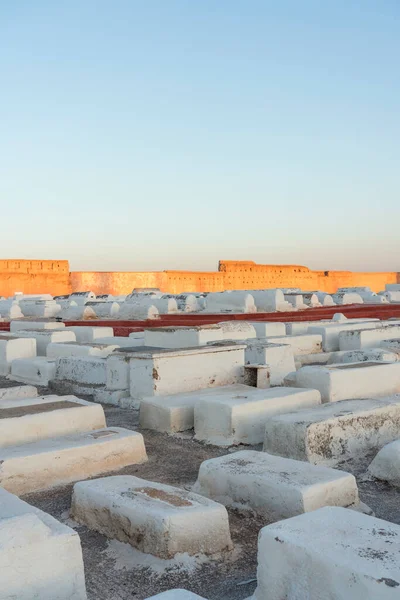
[0,259,398,297]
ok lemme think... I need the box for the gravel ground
[4,381,400,600]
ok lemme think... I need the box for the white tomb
[253,507,400,600]
[10,320,66,332]
[14,329,76,355]
[193,450,359,519]
[205,291,257,314]
[0,384,38,400]
[0,487,87,600]
[53,356,107,395]
[128,344,245,400]
[286,362,400,402]
[10,357,57,385]
[47,341,119,359]
[244,342,296,385]
[71,475,233,558]
[308,320,381,351]
[0,335,37,375]
[144,325,223,348]
[0,395,106,448]
[263,333,322,355]
[65,326,114,343]
[0,427,147,495]
[263,396,400,466]
[194,386,321,446]
[339,325,400,350]
[368,439,400,487]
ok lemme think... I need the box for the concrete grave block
[95,336,144,348]
[14,329,76,355]
[47,341,119,359]
[129,344,245,400]
[247,321,286,337]
[368,439,400,487]
[144,325,223,348]
[263,396,400,466]
[65,326,114,343]
[339,325,400,350]
[0,427,147,494]
[308,320,381,351]
[194,386,321,446]
[254,507,400,600]
[10,357,56,385]
[71,475,232,558]
[218,320,257,340]
[286,362,400,402]
[0,384,38,400]
[53,356,107,395]
[10,320,66,332]
[0,336,37,375]
[264,334,322,355]
[0,394,106,448]
[193,450,359,520]
[244,342,296,385]
[0,487,87,600]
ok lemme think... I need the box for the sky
[1,1,399,273]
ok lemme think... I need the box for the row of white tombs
[1,282,400,319]
[3,315,400,597]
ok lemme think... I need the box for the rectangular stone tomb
[263,397,400,466]
[0,487,86,600]
[144,325,223,348]
[0,384,37,400]
[53,356,107,395]
[10,320,66,331]
[308,321,380,351]
[10,357,56,385]
[65,326,114,343]
[244,342,296,386]
[194,386,321,446]
[139,384,264,434]
[193,450,359,520]
[128,344,245,400]
[0,427,147,494]
[0,336,37,375]
[253,507,400,600]
[368,439,400,487]
[264,334,322,355]
[71,475,232,558]
[339,325,400,350]
[287,362,400,402]
[14,329,76,355]
[248,321,286,337]
[47,341,118,359]
[0,395,106,448]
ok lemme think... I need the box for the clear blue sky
[1,1,399,272]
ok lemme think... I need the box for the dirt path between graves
[5,380,400,600]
